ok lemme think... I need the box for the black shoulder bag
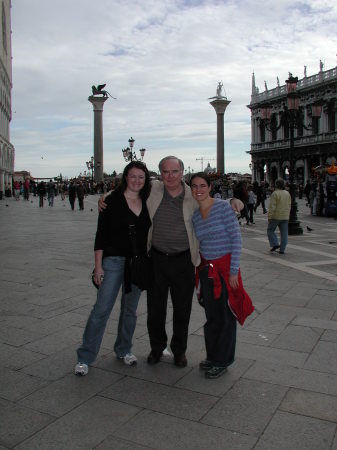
[128,224,153,290]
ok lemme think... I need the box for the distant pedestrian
[234,181,250,225]
[304,180,311,206]
[68,181,77,210]
[13,181,21,200]
[76,181,85,210]
[60,182,67,200]
[247,185,256,224]
[47,179,56,207]
[37,181,46,208]
[23,178,30,201]
[254,181,267,214]
[267,178,291,254]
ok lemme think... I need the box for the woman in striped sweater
[191,172,252,379]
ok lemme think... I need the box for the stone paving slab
[113,410,256,450]
[0,399,54,448]
[201,378,288,437]
[15,397,140,450]
[1,196,337,449]
[254,411,336,450]
[280,388,337,422]
[100,376,218,421]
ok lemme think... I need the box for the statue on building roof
[319,60,324,72]
[264,80,268,91]
[277,77,280,87]
[304,65,307,77]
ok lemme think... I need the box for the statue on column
[91,84,117,99]
[216,81,224,98]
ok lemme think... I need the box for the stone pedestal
[210,98,231,174]
[88,96,108,182]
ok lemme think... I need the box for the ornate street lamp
[122,137,146,162]
[260,74,323,235]
[86,156,94,193]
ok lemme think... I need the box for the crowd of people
[1,178,119,210]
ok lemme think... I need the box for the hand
[98,194,107,212]
[229,274,239,289]
[230,198,244,213]
[93,269,104,287]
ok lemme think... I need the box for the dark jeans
[247,203,254,222]
[147,249,195,357]
[200,267,236,367]
[78,197,84,210]
[69,197,75,210]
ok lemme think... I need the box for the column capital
[209,98,231,114]
[88,96,108,111]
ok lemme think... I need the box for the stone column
[88,96,108,182]
[209,98,231,174]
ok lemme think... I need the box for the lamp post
[122,137,146,162]
[86,156,94,193]
[260,74,323,235]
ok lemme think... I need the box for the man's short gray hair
[275,178,285,189]
[158,156,184,172]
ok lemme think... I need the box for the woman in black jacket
[75,161,151,375]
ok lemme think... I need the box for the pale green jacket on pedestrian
[268,189,291,220]
[146,180,201,266]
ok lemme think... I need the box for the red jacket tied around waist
[196,254,254,326]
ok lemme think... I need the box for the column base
[288,220,303,235]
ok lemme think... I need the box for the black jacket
[94,190,151,258]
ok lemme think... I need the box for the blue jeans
[267,219,289,253]
[77,256,141,364]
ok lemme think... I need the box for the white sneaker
[121,353,137,366]
[74,362,88,376]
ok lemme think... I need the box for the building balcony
[250,131,337,154]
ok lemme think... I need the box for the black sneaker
[205,366,227,379]
[147,351,162,365]
[270,245,280,252]
[199,359,213,370]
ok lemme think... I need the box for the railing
[250,131,337,153]
[251,67,337,104]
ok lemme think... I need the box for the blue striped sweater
[192,199,242,274]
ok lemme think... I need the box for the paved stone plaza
[0,193,337,449]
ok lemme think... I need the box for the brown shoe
[174,354,187,368]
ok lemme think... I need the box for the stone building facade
[0,0,14,196]
[247,63,337,186]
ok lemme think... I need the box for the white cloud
[11,0,337,177]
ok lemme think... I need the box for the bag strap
[128,224,138,257]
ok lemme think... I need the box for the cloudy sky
[11,0,337,179]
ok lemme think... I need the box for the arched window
[2,2,7,54]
